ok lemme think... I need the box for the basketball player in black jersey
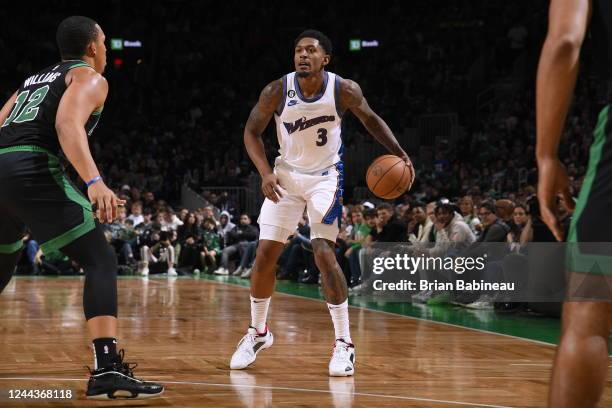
[537,0,611,406]
[0,16,163,399]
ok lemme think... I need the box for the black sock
[93,337,118,369]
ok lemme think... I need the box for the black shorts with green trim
[567,105,612,275]
[0,145,95,255]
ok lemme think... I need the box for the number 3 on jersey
[2,85,49,127]
[316,128,328,146]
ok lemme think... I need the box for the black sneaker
[86,350,164,400]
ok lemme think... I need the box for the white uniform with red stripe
[258,71,344,242]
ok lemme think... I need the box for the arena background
[3,0,607,214]
[1,1,612,406]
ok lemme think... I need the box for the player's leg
[230,184,304,370]
[312,237,348,305]
[0,214,26,293]
[553,107,612,406]
[306,164,355,376]
[10,151,162,399]
[311,233,355,377]
[58,224,163,399]
[548,297,612,407]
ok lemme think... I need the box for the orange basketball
[366,155,414,199]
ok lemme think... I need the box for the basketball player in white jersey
[230,30,411,376]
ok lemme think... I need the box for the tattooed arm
[244,79,283,203]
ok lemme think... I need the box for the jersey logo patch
[283,115,336,135]
[288,100,298,106]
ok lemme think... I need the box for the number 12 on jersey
[2,86,49,127]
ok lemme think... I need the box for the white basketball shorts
[258,162,344,243]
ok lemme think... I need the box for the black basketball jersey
[0,60,102,155]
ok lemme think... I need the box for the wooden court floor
[0,276,610,407]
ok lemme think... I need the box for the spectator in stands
[201,206,218,226]
[408,203,434,243]
[368,203,407,243]
[277,213,311,281]
[425,201,438,242]
[104,207,137,266]
[142,191,156,214]
[139,231,177,276]
[459,196,481,235]
[177,213,202,271]
[477,201,510,242]
[33,247,76,275]
[507,204,528,246]
[278,212,313,281]
[162,208,184,231]
[426,202,475,255]
[345,208,371,255]
[127,201,144,227]
[346,208,377,287]
[214,213,258,275]
[218,210,235,246]
[495,199,516,231]
[136,208,154,234]
[200,218,222,274]
[178,208,189,223]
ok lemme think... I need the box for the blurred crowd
[4,0,608,322]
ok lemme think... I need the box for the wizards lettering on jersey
[283,115,336,135]
[23,72,62,87]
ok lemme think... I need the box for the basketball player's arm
[244,79,284,203]
[0,91,18,127]
[340,79,409,160]
[56,69,124,223]
[535,0,590,240]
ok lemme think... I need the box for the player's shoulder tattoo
[259,78,283,111]
[339,78,364,110]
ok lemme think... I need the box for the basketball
[366,154,414,199]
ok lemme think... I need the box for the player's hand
[261,173,283,204]
[88,181,126,223]
[398,150,415,186]
[537,158,575,241]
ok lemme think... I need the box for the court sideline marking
[0,376,514,408]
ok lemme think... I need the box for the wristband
[86,176,102,187]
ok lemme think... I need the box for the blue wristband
[86,176,102,187]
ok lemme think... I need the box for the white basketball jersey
[274,71,343,172]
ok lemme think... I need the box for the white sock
[328,299,352,343]
[250,295,270,333]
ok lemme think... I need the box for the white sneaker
[139,265,149,276]
[232,266,244,276]
[411,289,433,304]
[230,326,274,370]
[464,298,494,310]
[329,339,355,377]
[240,267,253,279]
[214,267,229,275]
[167,267,178,276]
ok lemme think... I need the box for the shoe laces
[237,327,265,349]
[87,349,139,379]
[332,340,352,360]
